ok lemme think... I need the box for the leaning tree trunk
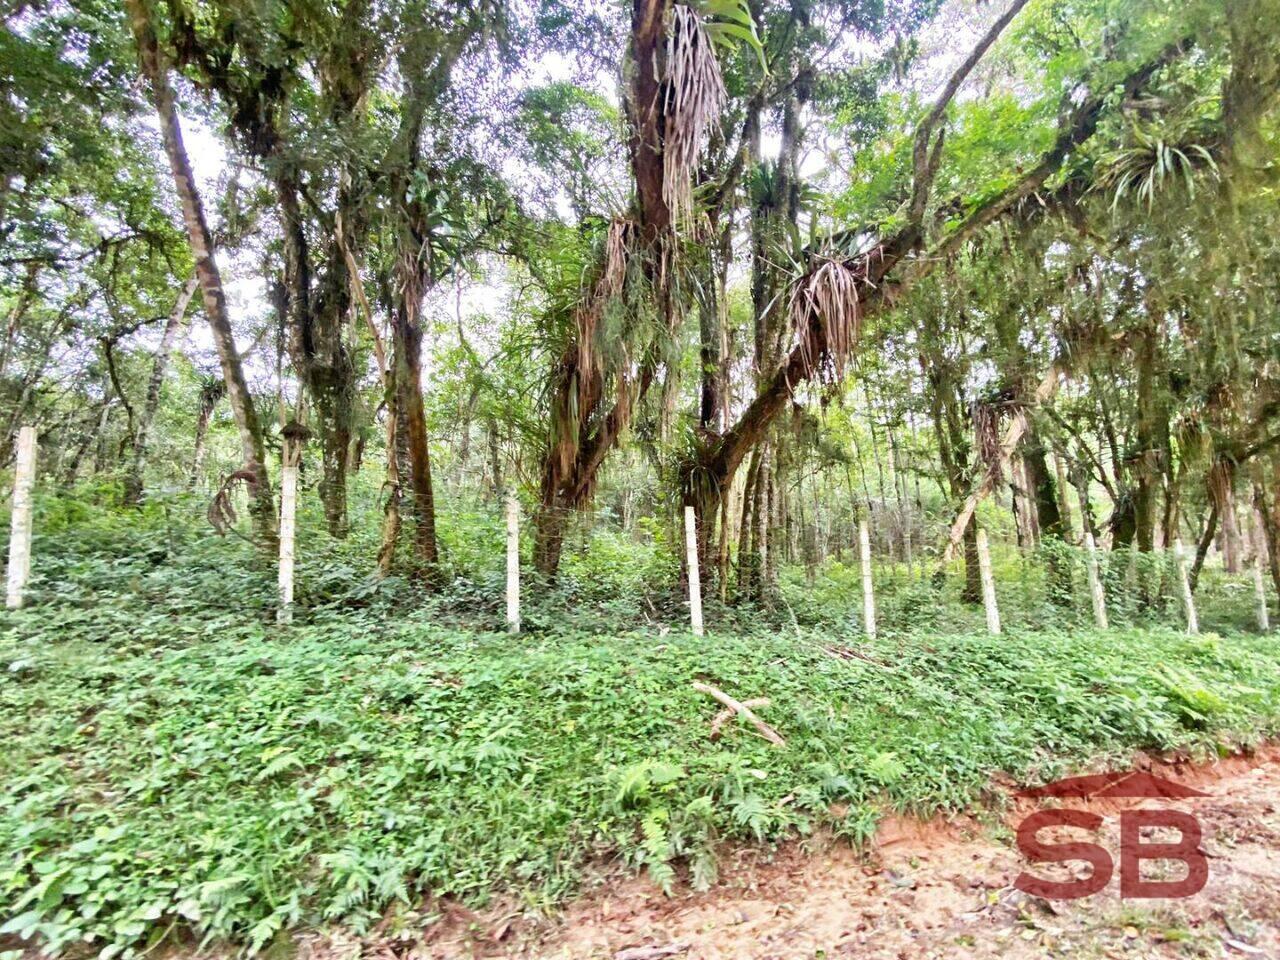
[190,379,224,489]
[530,0,681,579]
[684,45,1185,597]
[1190,499,1220,592]
[125,275,198,505]
[127,0,275,546]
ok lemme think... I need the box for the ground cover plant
[2,504,1278,957]
[2,0,1278,955]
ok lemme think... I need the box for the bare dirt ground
[315,745,1280,960]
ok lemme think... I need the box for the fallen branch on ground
[709,698,769,740]
[692,681,785,746]
[614,943,691,960]
[822,645,890,668]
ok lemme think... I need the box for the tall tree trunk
[391,300,439,578]
[754,444,773,601]
[764,448,783,596]
[1071,443,1099,540]
[697,225,730,434]
[1024,443,1062,539]
[737,446,762,599]
[486,416,503,495]
[190,380,224,489]
[1254,475,1280,599]
[63,410,101,486]
[127,0,276,546]
[1010,457,1032,551]
[319,420,351,538]
[864,384,890,551]
[962,518,981,604]
[1024,426,1069,600]
[1051,440,1075,541]
[923,351,982,603]
[1220,481,1243,574]
[276,174,360,539]
[375,395,403,578]
[92,388,113,476]
[125,275,198,505]
[888,425,913,570]
[1130,316,1165,554]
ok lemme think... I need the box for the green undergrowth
[3,488,1278,957]
[3,609,1280,958]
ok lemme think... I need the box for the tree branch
[908,0,1032,226]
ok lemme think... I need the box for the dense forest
[2,0,1280,955]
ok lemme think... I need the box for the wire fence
[2,446,1274,641]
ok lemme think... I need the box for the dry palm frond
[788,255,863,380]
[663,3,727,226]
[573,303,601,391]
[1207,457,1233,508]
[972,401,1005,484]
[573,215,637,404]
[600,216,633,301]
[1174,409,1211,468]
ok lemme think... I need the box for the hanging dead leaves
[662,4,727,228]
[573,215,638,398]
[788,253,865,382]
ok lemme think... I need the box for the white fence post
[506,495,520,634]
[1082,528,1108,629]
[6,426,37,610]
[858,518,876,639]
[976,528,1001,635]
[1172,539,1199,635]
[276,438,299,625]
[1252,513,1270,632]
[684,505,703,637]
[1255,559,1271,633]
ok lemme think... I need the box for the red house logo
[1014,771,1209,900]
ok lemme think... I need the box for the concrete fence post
[506,495,520,634]
[276,436,300,625]
[976,528,1001,635]
[858,518,876,639]
[1082,529,1108,630]
[6,426,37,610]
[1172,539,1199,635]
[684,505,703,637]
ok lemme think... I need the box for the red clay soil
[304,744,1280,960]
